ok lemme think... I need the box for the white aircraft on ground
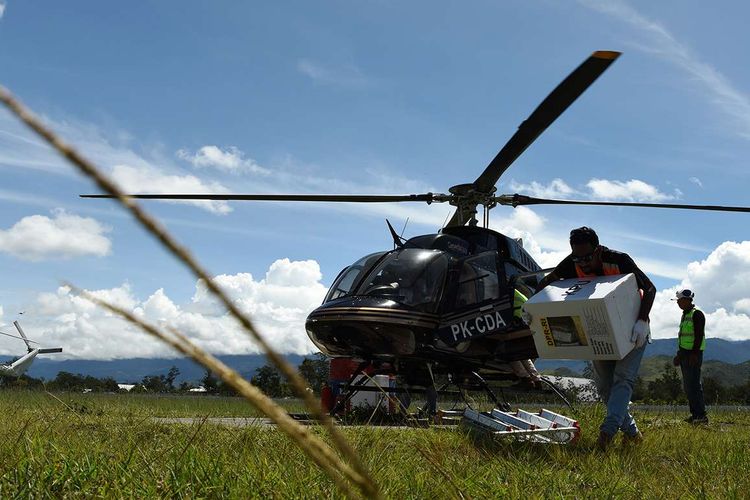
[0,321,62,378]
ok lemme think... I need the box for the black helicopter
[84,50,750,400]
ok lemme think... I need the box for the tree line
[632,362,750,405]
[0,354,330,396]
[567,361,750,405]
[202,353,329,397]
[4,355,747,405]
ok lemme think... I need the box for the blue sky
[0,0,749,359]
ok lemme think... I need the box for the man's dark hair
[569,226,599,247]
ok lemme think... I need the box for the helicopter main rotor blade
[474,51,620,193]
[13,321,35,351]
[0,330,39,345]
[501,194,750,213]
[446,50,620,227]
[81,193,444,203]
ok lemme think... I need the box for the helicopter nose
[306,318,418,358]
[305,297,436,357]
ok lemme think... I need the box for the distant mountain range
[535,338,750,376]
[638,355,750,386]
[20,354,309,384]
[8,338,750,384]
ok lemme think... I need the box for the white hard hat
[672,289,694,301]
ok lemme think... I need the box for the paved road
[154,405,749,429]
[152,417,436,429]
[155,417,277,428]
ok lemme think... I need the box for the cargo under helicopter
[83,50,750,407]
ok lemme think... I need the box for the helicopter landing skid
[328,375,572,422]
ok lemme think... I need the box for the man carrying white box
[532,226,656,451]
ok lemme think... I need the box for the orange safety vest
[575,262,621,278]
[576,261,645,300]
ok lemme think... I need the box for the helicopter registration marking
[450,311,507,342]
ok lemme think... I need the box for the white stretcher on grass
[462,408,580,444]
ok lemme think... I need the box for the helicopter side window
[456,252,500,308]
[323,251,387,303]
[504,262,536,297]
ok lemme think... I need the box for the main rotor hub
[448,184,497,226]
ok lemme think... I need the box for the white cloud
[0,1,6,20]
[586,178,676,202]
[486,203,719,281]
[0,109,235,215]
[0,209,111,261]
[579,0,750,139]
[297,59,371,87]
[177,146,270,175]
[613,230,711,253]
[2,107,442,222]
[489,207,571,269]
[629,256,685,281]
[508,179,576,199]
[689,177,703,188]
[649,241,750,341]
[732,298,750,315]
[0,110,75,178]
[110,164,232,215]
[508,177,676,203]
[8,259,328,359]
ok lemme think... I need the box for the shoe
[691,416,709,425]
[597,431,614,451]
[622,430,643,445]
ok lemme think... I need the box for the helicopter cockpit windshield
[323,251,387,303]
[357,249,448,312]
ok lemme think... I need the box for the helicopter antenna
[400,217,410,239]
[385,219,405,249]
[440,210,452,231]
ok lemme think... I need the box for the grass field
[0,391,748,498]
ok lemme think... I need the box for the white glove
[630,319,650,348]
[521,310,533,326]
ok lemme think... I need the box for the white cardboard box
[523,274,641,360]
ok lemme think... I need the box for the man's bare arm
[638,283,656,322]
[692,310,705,352]
[535,270,560,293]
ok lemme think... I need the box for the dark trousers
[679,349,706,418]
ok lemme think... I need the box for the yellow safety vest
[678,307,705,351]
[513,289,527,319]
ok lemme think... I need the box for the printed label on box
[540,316,588,347]
[582,306,609,338]
[591,339,615,356]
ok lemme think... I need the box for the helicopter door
[436,251,513,346]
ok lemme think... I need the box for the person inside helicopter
[454,252,500,308]
[359,249,448,313]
